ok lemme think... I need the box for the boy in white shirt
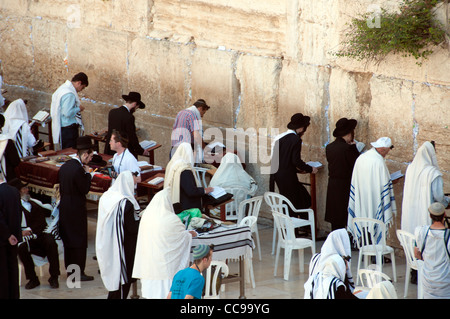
[109,130,141,183]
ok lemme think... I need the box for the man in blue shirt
[167,244,213,299]
[51,72,89,149]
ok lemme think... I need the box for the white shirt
[112,148,140,176]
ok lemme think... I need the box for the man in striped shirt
[170,99,210,162]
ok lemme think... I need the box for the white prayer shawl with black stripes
[304,254,347,299]
[0,137,8,178]
[50,80,84,147]
[3,99,35,157]
[348,148,396,244]
[96,171,140,292]
[308,229,355,292]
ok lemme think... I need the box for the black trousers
[108,282,132,299]
[61,124,79,149]
[0,244,19,299]
[18,233,60,280]
[64,246,87,275]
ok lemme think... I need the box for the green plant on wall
[334,0,448,66]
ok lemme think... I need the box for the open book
[32,110,50,122]
[209,186,227,199]
[390,170,404,181]
[139,140,157,149]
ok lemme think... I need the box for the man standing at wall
[104,92,149,159]
[270,113,318,214]
[170,99,210,163]
[348,137,397,240]
[51,72,89,149]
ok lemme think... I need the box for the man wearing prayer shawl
[132,188,198,298]
[348,137,396,243]
[209,152,257,196]
[308,229,355,293]
[304,254,358,299]
[96,171,140,299]
[2,99,36,158]
[50,72,88,149]
[414,202,450,299]
[401,141,449,234]
[0,114,20,182]
[164,142,212,213]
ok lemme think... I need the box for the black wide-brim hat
[333,118,357,137]
[8,177,28,191]
[287,113,310,130]
[88,154,107,167]
[76,136,95,150]
[122,91,146,109]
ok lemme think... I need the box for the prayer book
[209,186,227,199]
[32,110,50,122]
[147,176,164,185]
[139,140,157,149]
[306,161,323,168]
[390,170,404,181]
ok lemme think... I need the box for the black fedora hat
[287,113,310,130]
[8,178,28,191]
[333,118,357,137]
[76,136,94,150]
[88,154,107,167]
[122,91,145,109]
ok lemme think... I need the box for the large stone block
[413,83,450,173]
[0,17,35,87]
[190,47,237,128]
[127,37,192,117]
[277,60,331,148]
[367,75,414,163]
[152,0,286,56]
[66,26,128,105]
[30,19,68,93]
[234,55,282,131]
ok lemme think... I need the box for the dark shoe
[80,273,94,281]
[25,278,40,290]
[48,276,59,289]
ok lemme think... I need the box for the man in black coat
[9,178,60,289]
[325,118,360,231]
[104,92,149,159]
[58,136,94,281]
[270,113,318,215]
[0,175,22,299]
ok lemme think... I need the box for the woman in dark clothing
[325,118,360,230]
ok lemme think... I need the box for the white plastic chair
[193,166,209,188]
[396,229,423,298]
[222,186,250,221]
[264,192,315,255]
[357,269,392,288]
[239,216,257,288]
[203,260,229,299]
[237,196,263,261]
[272,212,315,280]
[350,217,396,285]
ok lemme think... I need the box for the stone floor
[19,208,418,300]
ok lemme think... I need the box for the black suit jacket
[269,133,312,210]
[22,201,51,236]
[175,170,205,214]
[0,183,22,246]
[58,159,91,248]
[2,139,21,182]
[104,106,144,159]
[325,137,360,226]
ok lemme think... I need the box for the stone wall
[1,1,449,248]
